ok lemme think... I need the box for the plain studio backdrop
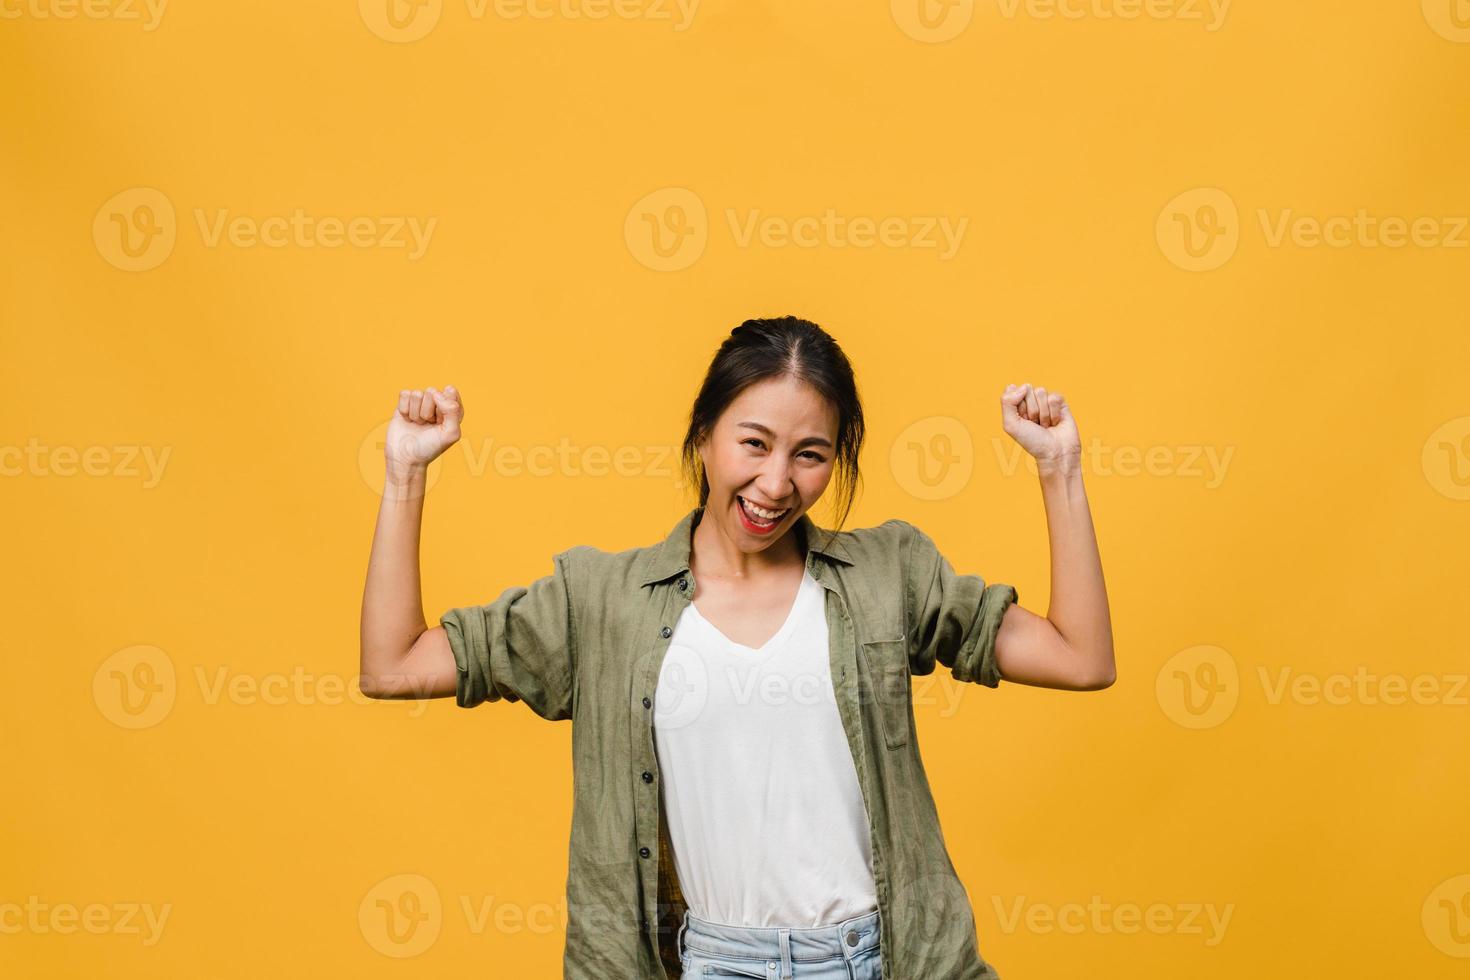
[3,2,1468,977]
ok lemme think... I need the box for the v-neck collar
[684,568,816,655]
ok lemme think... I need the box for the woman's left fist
[1001,383,1081,465]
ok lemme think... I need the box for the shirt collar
[637,503,854,587]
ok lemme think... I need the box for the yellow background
[4,0,1469,976]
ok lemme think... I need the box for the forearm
[359,463,432,681]
[1036,455,1115,681]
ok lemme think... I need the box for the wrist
[384,461,430,496]
[1036,451,1082,482]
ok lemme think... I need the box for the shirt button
[678,578,687,591]
[639,846,651,858]
[846,930,859,946]
[660,626,672,638]
[641,770,654,783]
[642,696,652,709]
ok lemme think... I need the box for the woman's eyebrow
[736,421,834,449]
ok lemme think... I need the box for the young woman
[359,316,1115,980]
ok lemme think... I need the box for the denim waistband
[677,906,880,972]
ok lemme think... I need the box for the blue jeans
[676,907,882,979]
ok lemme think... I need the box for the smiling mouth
[736,494,791,528]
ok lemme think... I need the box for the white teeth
[740,496,789,521]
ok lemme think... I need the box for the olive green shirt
[440,504,1019,979]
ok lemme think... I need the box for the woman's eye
[741,438,822,462]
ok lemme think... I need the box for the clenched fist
[386,386,463,473]
[1000,382,1081,466]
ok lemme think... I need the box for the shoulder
[809,519,928,588]
[828,518,914,559]
[830,518,949,574]
[549,540,650,593]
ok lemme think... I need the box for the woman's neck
[690,504,807,581]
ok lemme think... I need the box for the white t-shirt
[652,567,879,928]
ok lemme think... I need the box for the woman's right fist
[385,386,464,471]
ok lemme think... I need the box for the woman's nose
[755,463,794,499]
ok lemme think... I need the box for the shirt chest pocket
[859,638,911,749]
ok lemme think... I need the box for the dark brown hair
[679,315,866,534]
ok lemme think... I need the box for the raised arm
[358,386,464,700]
[991,383,1116,691]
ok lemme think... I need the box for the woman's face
[697,375,839,550]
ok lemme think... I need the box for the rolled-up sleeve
[439,549,578,720]
[901,521,1018,688]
